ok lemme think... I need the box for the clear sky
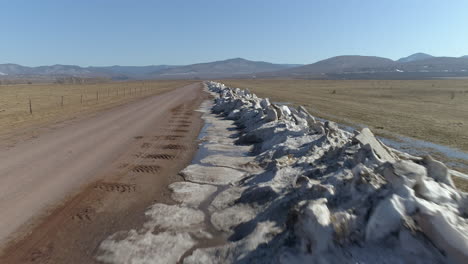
[1,0,467,66]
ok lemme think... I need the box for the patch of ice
[169,182,217,207]
[180,164,245,185]
[97,231,196,264]
[144,203,205,231]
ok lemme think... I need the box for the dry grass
[0,80,194,137]
[222,79,468,152]
[453,177,468,192]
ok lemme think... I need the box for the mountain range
[252,54,468,79]
[1,53,468,80]
[0,58,299,80]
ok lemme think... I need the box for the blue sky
[1,0,467,66]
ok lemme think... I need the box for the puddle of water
[190,121,213,164]
[315,114,468,164]
[272,101,292,105]
[317,116,468,171]
[379,136,468,161]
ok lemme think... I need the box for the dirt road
[0,82,207,263]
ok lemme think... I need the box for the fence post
[29,98,32,114]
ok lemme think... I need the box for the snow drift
[192,81,468,263]
[98,81,468,264]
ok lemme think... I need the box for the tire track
[131,165,161,173]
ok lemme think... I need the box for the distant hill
[397,53,433,63]
[89,65,175,80]
[282,55,394,74]
[2,54,468,81]
[0,64,33,76]
[0,58,299,80]
[247,54,468,80]
[251,55,395,78]
[0,64,94,77]
[0,64,176,80]
[150,58,299,79]
[395,57,468,72]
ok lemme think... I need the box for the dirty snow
[97,81,468,264]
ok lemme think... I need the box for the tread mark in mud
[119,163,130,168]
[168,121,191,125]
[132,165,161,173]
[141,143,151,148]
[169,124,190,128]
[180,120,192,124]
[172,129,189,133]
[94,182,137,193]
[29,244,53,263]
[170,106,183,112]
[72,208,95,222]
[174,112,192,116]
[142,153,176,160]
[160,144,186,150]
[134,136,144,139]
[152,135,184,141]
[165,135,184,140]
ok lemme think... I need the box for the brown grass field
[222,79,468,152]
[0,80,193,139]
[222,79,468,190]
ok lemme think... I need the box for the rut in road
[94,182,137,193]
[131,165,161,173]
[138,153,176,160]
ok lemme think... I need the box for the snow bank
[193,81,468,264]
[97,81,468,264]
